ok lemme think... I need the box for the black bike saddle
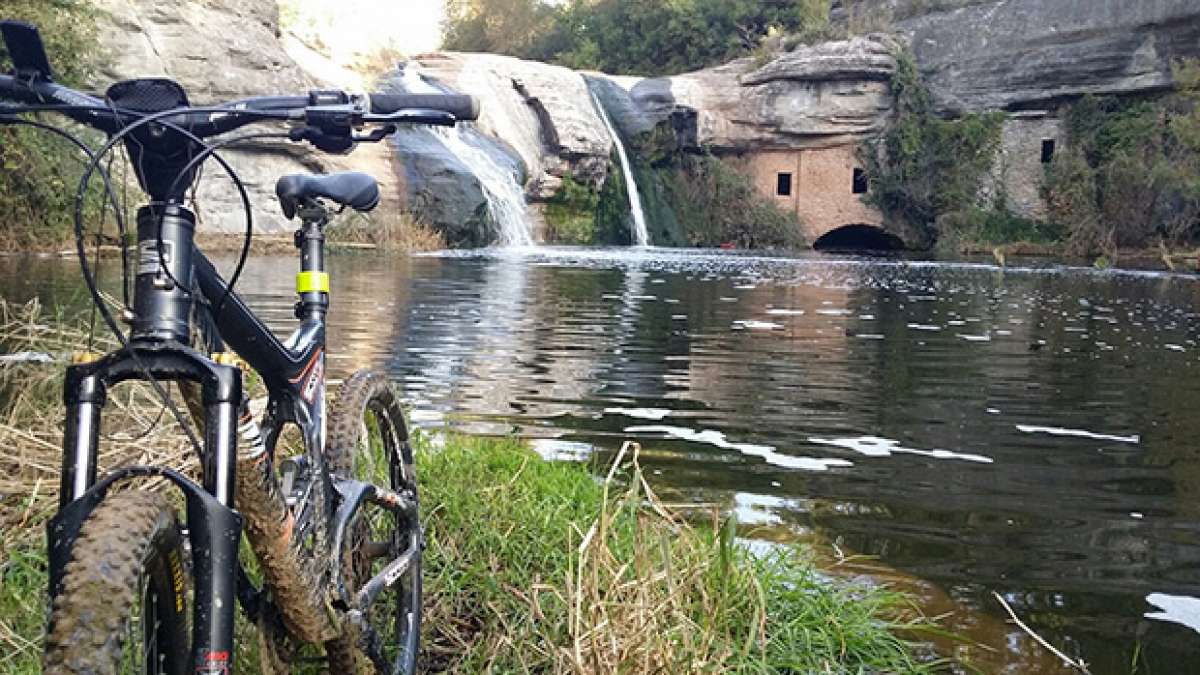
[276,171,380,219]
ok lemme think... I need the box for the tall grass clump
[419,438,939,673]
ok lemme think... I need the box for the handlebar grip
[369,93,480,121]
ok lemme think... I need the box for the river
[5,246,1200,673]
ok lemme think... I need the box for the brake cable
[160,130,293,315]
[0,116,180,444]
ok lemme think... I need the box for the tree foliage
[443,0,835,76]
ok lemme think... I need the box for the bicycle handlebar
[0,74,481,142]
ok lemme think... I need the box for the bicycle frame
[47,198,335,673]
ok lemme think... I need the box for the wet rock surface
[412,53,615,198]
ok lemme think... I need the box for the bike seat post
[294,199,330,323]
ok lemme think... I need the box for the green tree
[442,0,562,62]
[442,0,835,77]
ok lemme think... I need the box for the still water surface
[6,246,1200,673]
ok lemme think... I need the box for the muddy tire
[324,370,421,674]
[43,490,191,675]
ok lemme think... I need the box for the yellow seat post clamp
[296,271,330,294]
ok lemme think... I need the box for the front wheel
[43,490,191,675]
[325,370,421,674]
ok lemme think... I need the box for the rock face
[876,0,1200,113]
[88,0,400,235]
[412,53,615,198]
[590,35,899,153]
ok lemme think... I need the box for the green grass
[0,433,939,673]
[418,437,939,673]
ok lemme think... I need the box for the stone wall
[982,114,1064,220]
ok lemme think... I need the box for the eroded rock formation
[589,35,899,153]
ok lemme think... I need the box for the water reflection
[6,247,1200,673]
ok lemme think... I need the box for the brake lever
[288,125,354,154]
[352,124,397,143]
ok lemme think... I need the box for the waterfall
[588,88,650,247]
[400,66,534,248]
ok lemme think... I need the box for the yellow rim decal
[296,271,329,294]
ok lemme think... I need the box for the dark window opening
[852,168,868,194]
[1041,139,1056,164]
[776,172,793,197]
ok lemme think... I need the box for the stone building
[982,113,1064,220]
[733,145,884,245]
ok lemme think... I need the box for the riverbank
[1,213,446,258]
[954,239,1200,272]
[0,300,940,673]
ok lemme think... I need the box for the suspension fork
[52,347,244,674]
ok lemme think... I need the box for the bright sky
[284,0,447,55]
[361,0,447,54]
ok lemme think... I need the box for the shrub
[664,154,804,249]
[1042,62,1200,256]
[543,172,599,244]
[859,49,1004,247]
[0,0,102,251]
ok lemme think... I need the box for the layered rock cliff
[846,0,1200,114]
[83,0,1200,241]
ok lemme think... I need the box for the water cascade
[587,88,651,247]
[400,66,534,247]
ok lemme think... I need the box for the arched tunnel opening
[813,224,906,253]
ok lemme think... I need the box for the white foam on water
[958,334,992,342]
[809,435,994,464]
[767,309,806,316]
[733,320,783,331]
[907,323,942,331]
[604,407,672,420]
[1146,593,1200,635]
[627,425,853,472]
[1015,425,1140,444]
[529,439,595,462]
[816,309,851,316]
[733,492,791,526]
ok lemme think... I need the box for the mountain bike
[0,20,479,674]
